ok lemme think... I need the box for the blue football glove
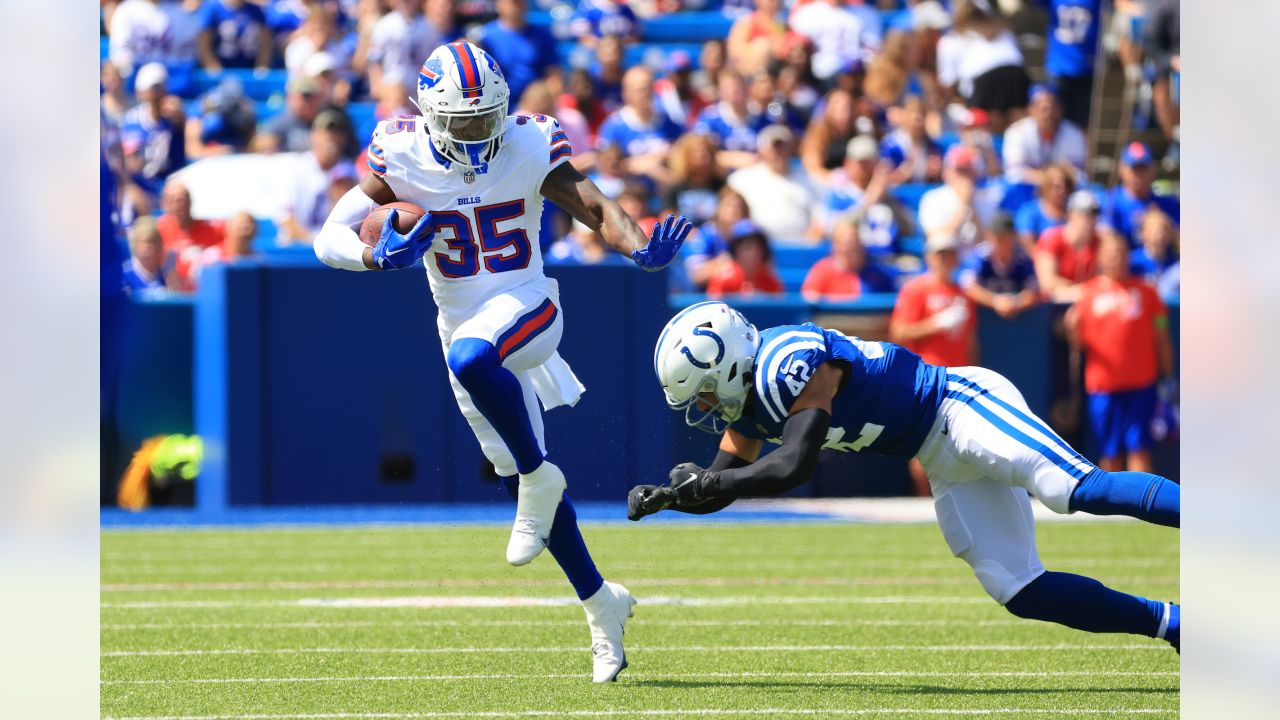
[372,209,435,270]
[632,214,693,272]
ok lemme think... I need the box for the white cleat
[582,581,636,683]
[506,461,567,566]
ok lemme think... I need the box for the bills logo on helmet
[419,57,444,91]
[484,52,505,81]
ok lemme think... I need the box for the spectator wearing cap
[186,76,259,158]
[478,0,561,108]
[1045,0,1103,128]
[1035,189,1103,302]
[597,67,684,184]
[880,95,943,185]
[693,70,772,169]
[947,105,1002,180]
[157,179,225,255]
[276,126,356,245]
[1101,142,1180,246]
[198,0,271,72]
[120,62,187,209]
[1129,207,1179,291]
[122,215,171,298]
[1002,84,1087,186]
[1066,232,1175,472]
[726,0,785,75]
[800,89,858,186]
[674,188,749,293]
[570,0,639,46]
[664,134,726,228]
[890,233,977,368]
[817,135,914,256]
[1014,162,1075,253]
[653,52,708,129]
[801,218,896,302]
[259,76,325,153]
[919,145,1001,253]
[726,125,816,245]
[706,221,784,298]
[788,0,871,82]
[960,211,1040,319]
[366,0,440,95]
[936,0,1029,134]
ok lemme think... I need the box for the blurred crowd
[101,0,1180,320]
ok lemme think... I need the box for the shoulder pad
[513,113,573,166]
[752,327,830,423]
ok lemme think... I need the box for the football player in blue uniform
[633,301,1181,651]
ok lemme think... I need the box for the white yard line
[101,595,995,610]
[102,618,1027,631]
[102,644,1167,658]
[102,669,1181,685]
[101,708,1175,719]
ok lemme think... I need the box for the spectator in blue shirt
[120,63,187,205]
[671,187,748,293]
[477,0,560,108]
[1129,206,1179,288]
[880,95,943,185]
[693,70,772,168]
[198,0,272,71]
[122,216,170,298]
[1014,161,1075,252]
[961,211,1040,319]
[1102,142,1180,246]
[571,0,639,45]
[597,66,684,184]
[1043,0,1102,127]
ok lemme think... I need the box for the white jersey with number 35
[366,112,575,322]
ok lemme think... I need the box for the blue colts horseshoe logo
[681,327,725,369]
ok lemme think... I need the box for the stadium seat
[899,234,927,258]
[188,69,289,102]
[640,12,734,43]
[777,267,811,293]
[773,245,829,270]
[890,183,938,215]
[251,218,279,251]
[555,41,704,71]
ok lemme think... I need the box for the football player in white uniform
[313,41,693,682]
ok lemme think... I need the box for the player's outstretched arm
[540,162,691,271]
[314,174,397,272]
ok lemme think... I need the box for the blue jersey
[202,0,268,69]
[730,324,948,457]
[1045,0,1102,78]
[693,103,771,152]
[959,244,1038,295]
[478,20,558,108]
[596,109,683,156]
[571,1,639,40]
[1015,198,1065,242]
[1102,186,1180,246]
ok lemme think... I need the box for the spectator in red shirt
[1066,233,1175,473]
[889,234,978,368]
[706,220,784,298]
[1035,189,1103,302]
[801,218,896,302]
[184,211,260,291]
[156,179,225,253]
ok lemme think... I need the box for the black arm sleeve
[704,408,831,499]
[666,449,751,515]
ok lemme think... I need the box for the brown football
[359,202,427,247]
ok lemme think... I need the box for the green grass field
[101,520,1179,719]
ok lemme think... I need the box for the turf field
[101,519,1179,718]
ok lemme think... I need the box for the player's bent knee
[1032,468,1084,515]
[972,559,1038,606]
[447,338,502,386]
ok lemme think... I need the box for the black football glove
[668,462,717,506]
[627,484,675,521]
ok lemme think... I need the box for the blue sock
[447,338,544,474]
[501,477,604,600]
[1069,468,1180,527]
[1006,571,1172,639]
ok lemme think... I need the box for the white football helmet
[654,301,760,434]
[416,41,510,169]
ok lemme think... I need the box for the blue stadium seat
[641,13,733,43]
[555,41,704,71]
[890,182,937,215]
[251,218,279,251]
[773,245,829,270]
[777,267,811,293]
[188,69,289,101]
[899,233,926,258]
